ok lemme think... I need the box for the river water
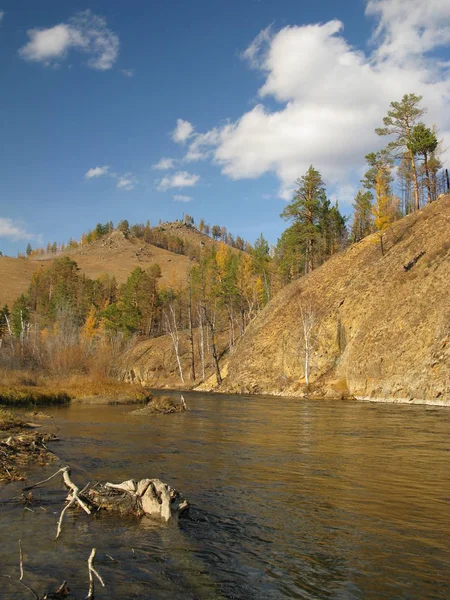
[1,392,450,599]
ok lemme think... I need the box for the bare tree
[163,303,184,384]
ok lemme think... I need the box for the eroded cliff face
[212,196,450,402]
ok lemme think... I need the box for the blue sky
[1,0,449,255]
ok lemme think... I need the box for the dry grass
[131,395,187,415]
[219,195,450,400]
[0,370,150,406]
[0,256,47,307]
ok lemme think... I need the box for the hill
[0,220,246,309]
[0,226,205,308]
[197,195,450,403]
[0,256,47,308]
[41,230,192,288]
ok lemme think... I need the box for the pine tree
[281,166,325,274]
[376,93,426,211]
[408,123,438,203]
[26,243,32,256]
[351,190,373,242]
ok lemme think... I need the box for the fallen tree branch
[86,548,105,600]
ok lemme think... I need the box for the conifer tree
[281,166,325,274]
[351,190,374,242]
[408,123,438,203]
[376,93,426,211]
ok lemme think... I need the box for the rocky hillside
[207,195,450,402]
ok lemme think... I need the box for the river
[1,391,450,599]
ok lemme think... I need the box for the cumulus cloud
[173,194,193,202]
[178,0,450,202]
[19,10,119,70]
[117,174,137,191]
[85,165,109,179]
[172,119,195,144]
[0,217,37,241]
[157,171,200,191]
[152,157,177,170]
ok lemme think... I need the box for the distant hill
[0,221,243,309]
[39,229,192,287]
[193,195,450,402]
[0,256,47,308]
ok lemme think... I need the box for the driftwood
[86,478,189,521]
[1,541,104,599]
[403,251,425,271]
[25,467,189,540]
[0,432,57,483]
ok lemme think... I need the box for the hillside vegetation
[200,195,450,402]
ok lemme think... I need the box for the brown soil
[206,195,450,402]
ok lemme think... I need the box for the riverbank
[0,371,152,406]
[191,382,450,407]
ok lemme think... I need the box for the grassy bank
[0,370,151,406]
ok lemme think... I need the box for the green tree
[281,166,325,274]
[351,190,374,242]
[26,243,32,256]
[408,123,438,203]
[376,93,426,211]
[117,219,130,238]
[252,234,271,304]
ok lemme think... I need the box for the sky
[1,0,450,255]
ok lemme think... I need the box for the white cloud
[366,0,450,62]
[152,157,177,170]
[157,171,200,191]
[173,195,193,202]
[0,218,37,241]
[172,119,195,144]
[117,174,137,191]
[85,165,109,179]
[184,128,221,162]
[179,0,450,203]
[121,68,134,77]
[0,11,5,25]
[19,10,119,70]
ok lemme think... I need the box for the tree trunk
[187,276,196,381]
[163,306,184,384]
[203,305,222,385]
[423,152,433,204]
[197,306,205,380]
[409,148,420,211]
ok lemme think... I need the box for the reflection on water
[1,393,450,599]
